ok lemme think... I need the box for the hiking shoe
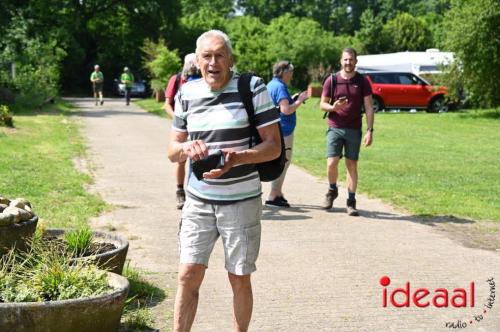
[265,196,290,208]
[176,189,185,210]
[95,101,98,106]
[279,196,288,203]
[100,100,104,105]
[322,188,338,209]
[346,199,359,216]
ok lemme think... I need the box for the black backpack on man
[237,73,286,182]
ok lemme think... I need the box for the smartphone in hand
[191,150,225,180]
[292,91,308,104]
[337,96,347,104]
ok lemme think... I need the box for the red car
[364,72,448,113]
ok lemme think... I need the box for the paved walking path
[71,98,499,332]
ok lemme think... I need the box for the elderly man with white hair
[168,30,281,331]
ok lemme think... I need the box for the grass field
[294,98,500,222]
[0,102,107,228]
[136,97,500,222]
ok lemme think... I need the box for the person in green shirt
[90,64,104,106]
[120,67,134,106]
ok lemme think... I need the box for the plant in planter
[0,240,129,332]
[0,196,38,255]
[42,227,129,275]
[307,82,323,98]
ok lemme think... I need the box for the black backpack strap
[330,73,336,105]
[173,72,182,94]
[237,72,257,147]
[323,73,336,119]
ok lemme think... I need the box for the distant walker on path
[90,64,104,106]
[120,67,134,106]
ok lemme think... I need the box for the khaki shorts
[179,195,262,275]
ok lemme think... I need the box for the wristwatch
[367,128,374,132]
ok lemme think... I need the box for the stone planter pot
[0,272,129,332]
[0,215,38,256]
[44,229,129,275]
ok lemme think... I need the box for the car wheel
[427,95,447,113]
[372,96,385,112]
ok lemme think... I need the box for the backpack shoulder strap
[356,72,365,96]
[173,72,182,93]
[237,72,255,124]
[330,73,337,104]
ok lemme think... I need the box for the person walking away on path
[265,60,308,208]
[167,30,281,331]
[90,64,104,106]
[120,67,134,106]
[164,53,201,210]
[320,47,374,216]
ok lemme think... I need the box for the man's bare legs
[174,266,254,332]
[228,273,253,332]
[345,158,359,215]
[174,264,206,332]
[345,158,358,193]
[327,156,340,185]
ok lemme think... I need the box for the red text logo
[380,275,475,308]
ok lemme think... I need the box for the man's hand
[203,151,238,179]
[297,91,308,104]
[182,140,209,161]
[363,131,373,146]
[332,98,348,112]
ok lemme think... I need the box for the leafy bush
[382,13,432,52]
[0,104,13,127]
[0,13,66,108]
[441,0,500,108]
[265,14,341,88]
[141,39,181,93]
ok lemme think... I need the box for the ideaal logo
[379,276,496,329]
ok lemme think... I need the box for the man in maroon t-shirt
[320,48,374,216]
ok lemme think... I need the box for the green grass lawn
[294,98,500,222]
[0,102,107,228]
[134,98,168,118]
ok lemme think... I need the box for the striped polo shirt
[173,72,279,204]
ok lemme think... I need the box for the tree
[355,9,388,54]
[442,0,500,107]
[0,12,66,107]
[383,13,433,52]
[177,8,229,56]
[141,39,181,93]
[226,16,270,78]
[180,0,235,17]
[265,14,340,88]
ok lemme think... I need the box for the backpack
[237,73,286,182]
[322,72,365,119]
